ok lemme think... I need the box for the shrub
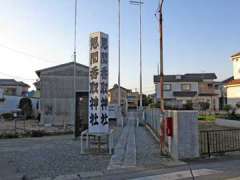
[198,115,216,121]
[2,113,13,120]
[18,97,33,119]
[223,104,232,114]
[183,101,193,110]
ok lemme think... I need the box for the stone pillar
[167,110,199,160]
[89,32,109,133]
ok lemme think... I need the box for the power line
[0,43,60,64]
[0,71,36,81]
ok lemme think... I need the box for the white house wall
[155,82,199,99]
[233,58,240,79]
[227,86,240,106]
[0,95,39,114]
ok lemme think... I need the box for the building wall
[108,88,128,105]
[226,85,240,107]
[198,82,215,94]
[155,82,199,99]
[0,86,28,96]
[233,58,240,79]
[39,64,89,126]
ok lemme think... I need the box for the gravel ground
[0,126,122,179]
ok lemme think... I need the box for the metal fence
[200,129,240,156]
[143,108,163,137]
[0,117,73,137]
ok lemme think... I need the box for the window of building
[181,84,191,91]
[164,84,171,91]
[4,88,17,96]
[208,83,213,88]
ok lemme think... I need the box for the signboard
[89,32,109,133]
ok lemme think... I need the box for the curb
[144,124,160,143]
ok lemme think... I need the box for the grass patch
[198,115,216,122]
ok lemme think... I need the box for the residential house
[214,77,233,110]
[108,84,131,105]
[225,52,240,108]
[0,79,30,96]
[154,73,219,111]
[36,62,89,126]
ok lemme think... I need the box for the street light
[117,0,123,127]
[129,0,144,113]
[73,0,78,138]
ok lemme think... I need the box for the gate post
[206,131,211,157]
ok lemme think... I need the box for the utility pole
[159,0,164,113]
[73,0,78,138]
[158,0,165,154]
[129,0,144,115]
[118,0,122,126]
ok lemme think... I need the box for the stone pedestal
[167,110,200,160]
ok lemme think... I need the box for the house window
[181,84,191,91]
[164,84,171,91]
[208,83,213,88]
[4,88,17,96]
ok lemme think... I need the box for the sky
[0,0,240,94]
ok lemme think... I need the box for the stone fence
[144,108,200,160]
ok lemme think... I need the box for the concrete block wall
[167,110,200,160]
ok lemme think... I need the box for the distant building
[0,79,30,96]
[127,91,139,109]
[36,62,89,126]
[154,73,219,111]
[108,84,131,108]
[225,52,240,108]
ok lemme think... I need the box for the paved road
[108,111,136,169]
[87,155,240,180]
[2,111,240,179]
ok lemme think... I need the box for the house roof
[36,62,89,77]
[173,91,197,97]
[198,93,218,96]
[227,79,240,86]
[231,52,240,58]
[0,79,30,87]
[184,73,217,79]
[154,73,217,83]
[222,76,234,84]
[109,84,131,92]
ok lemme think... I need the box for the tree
[223,104,232,115]
[183,101,193,110]
[18,97,32,119]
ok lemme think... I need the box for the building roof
[36,62,89,77]
[231,52,240,58]
[173,91,197,97]
[184,73,217,79]
[222,76,234,84]
[227,79,240,86]
[0,79,30,87]
[198,93,218,96]
[109,84,131,93]
[154,73,217,83]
